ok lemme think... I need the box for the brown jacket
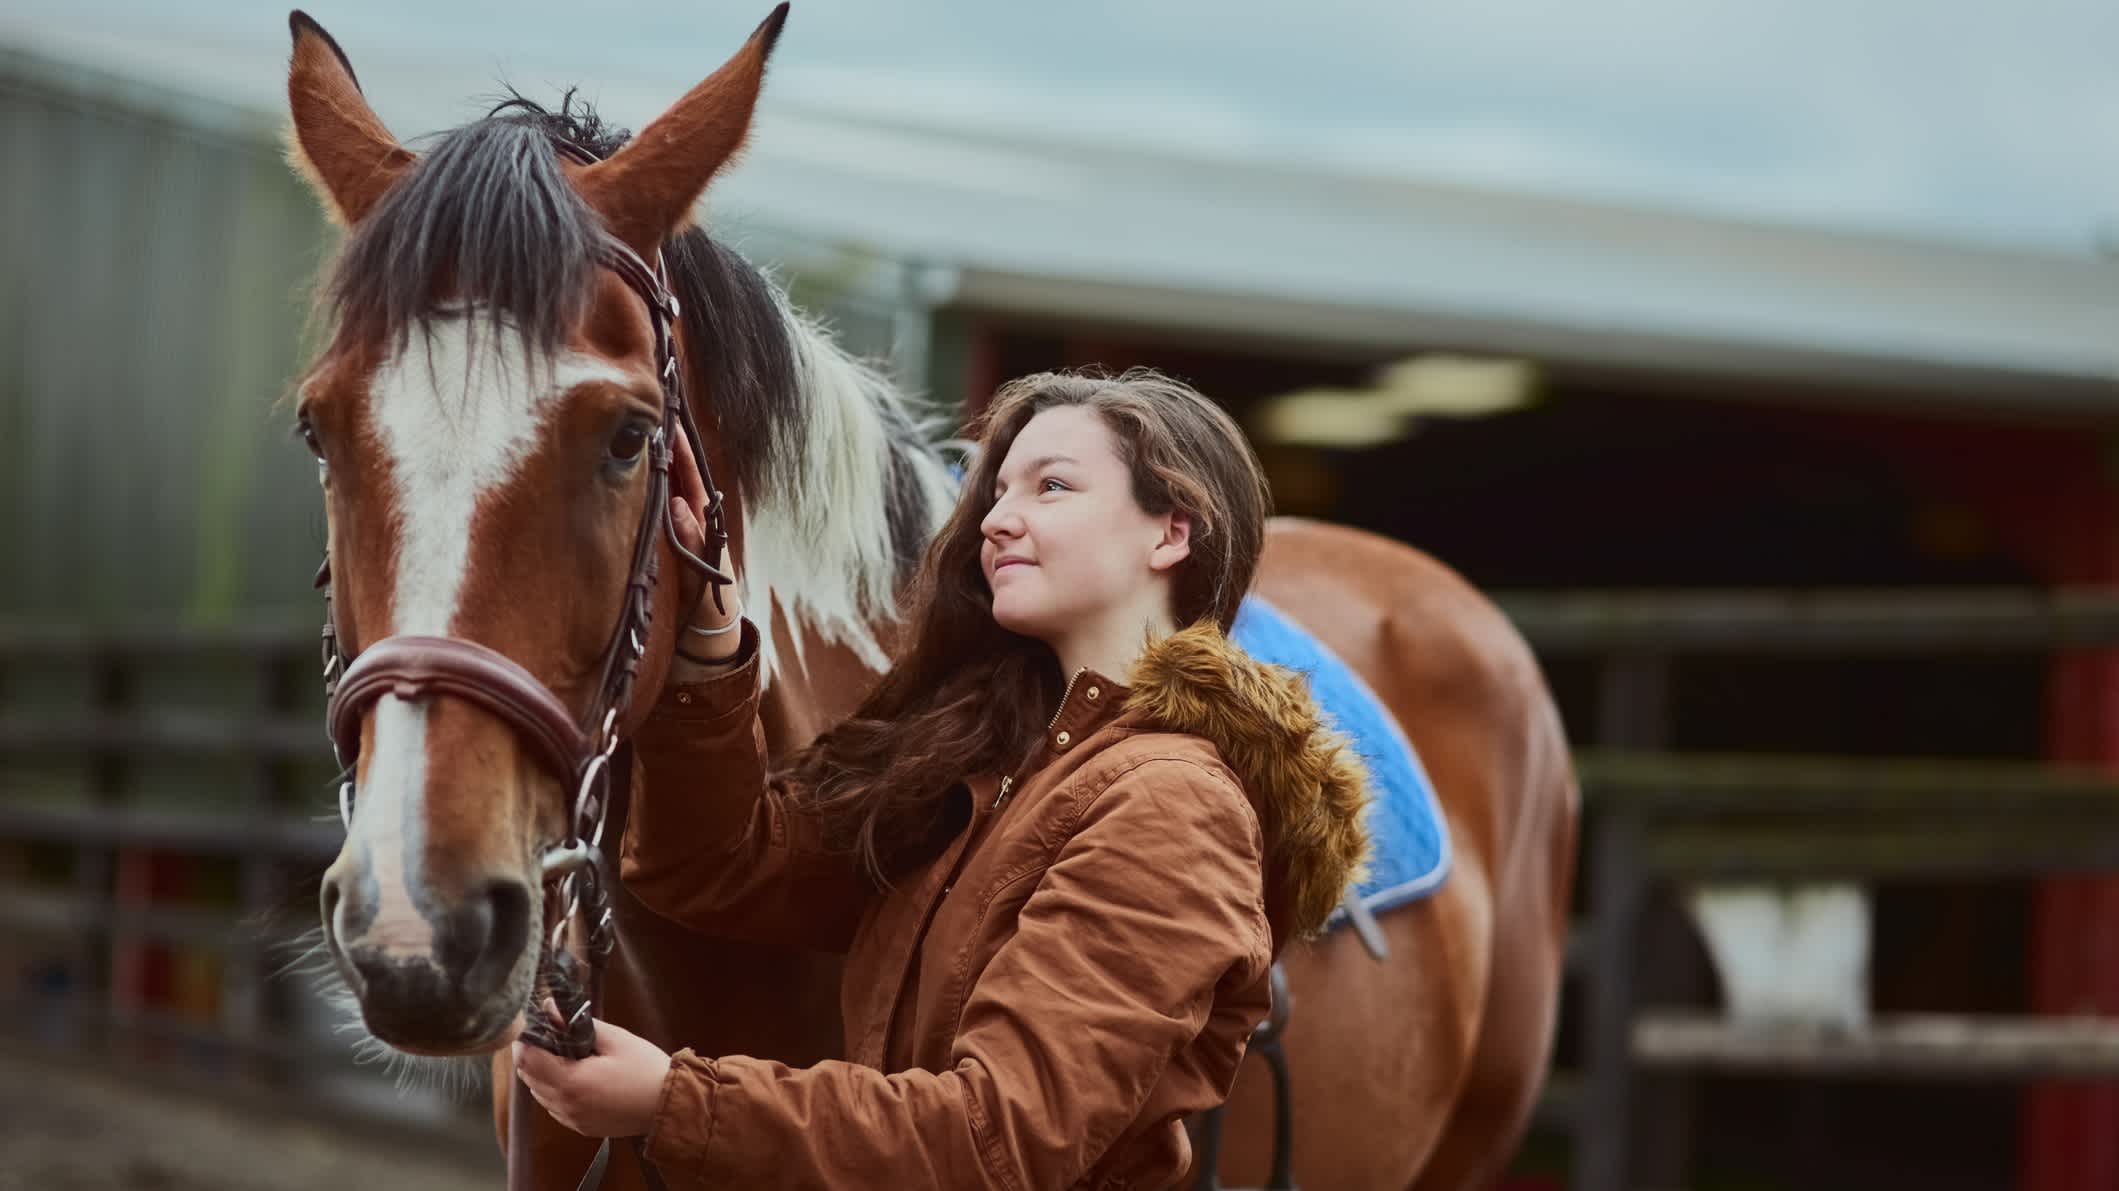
[621,622,1369,1190]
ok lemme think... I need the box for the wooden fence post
[1579,806,1647,1191]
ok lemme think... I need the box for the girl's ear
[1149,510,1193,573]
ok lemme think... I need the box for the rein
[317,137,726,1191]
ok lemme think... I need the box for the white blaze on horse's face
[368,315,628,640]
[323,313,630,1045]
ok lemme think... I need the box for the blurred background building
[1,3,2115,1188]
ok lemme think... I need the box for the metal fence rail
[1498,586,2119,654]
[0,620,402,1113]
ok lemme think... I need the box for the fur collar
[1124,622,1371,942]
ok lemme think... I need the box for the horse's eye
[608,422,652,463]
[298,417,327,481]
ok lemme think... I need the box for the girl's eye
[608,422,653,464]
[1041,478,1068,494]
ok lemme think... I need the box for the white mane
[736,283,956,682]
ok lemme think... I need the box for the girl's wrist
[672,593,745,673]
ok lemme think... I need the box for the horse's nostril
[318,875,363,993]
[320,877,340,936]
[452,879,533,1003]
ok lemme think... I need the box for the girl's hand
[667,426,743,672]
[513,1006,673,1139]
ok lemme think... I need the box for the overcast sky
[7,0,2116,255]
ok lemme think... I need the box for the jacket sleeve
[618,620,869,953]
[640,756,1276,1191]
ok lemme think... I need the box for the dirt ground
[0,1045,501,1191]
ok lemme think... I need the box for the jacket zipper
[994,667,1087,809]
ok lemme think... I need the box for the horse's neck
[755,612,896,755]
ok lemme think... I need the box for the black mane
[323,90,800,511]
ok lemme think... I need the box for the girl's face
[979,406,1190,648]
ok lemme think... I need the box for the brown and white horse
[283,8,1576,1188]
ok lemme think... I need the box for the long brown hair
[783,368,1273,879]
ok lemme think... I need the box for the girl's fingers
[512,1042,547,1086]
[513,1045,568,1115]
[669,423,708,516]
[669,495,705,555]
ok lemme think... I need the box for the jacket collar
[1114,622,1372,944]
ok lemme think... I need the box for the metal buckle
[546,847,605,950]
[575,743,617,847]
[541,838,595,880]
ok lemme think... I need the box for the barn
[2,7,2116,1189]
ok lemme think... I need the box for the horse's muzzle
[321,869,536,1050]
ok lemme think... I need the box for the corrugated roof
[5,14,2114,407]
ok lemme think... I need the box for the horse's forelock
[322,97,610,365]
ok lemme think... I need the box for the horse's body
[1235,523,1577,1190]
[282,11,1575,1189]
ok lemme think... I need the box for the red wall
[2018,445,2119,1191]
[1712,407,2118,1191]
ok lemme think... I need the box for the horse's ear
[576,4,790,258]
[285,11,413,226]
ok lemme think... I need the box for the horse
[281,8,1577,1188]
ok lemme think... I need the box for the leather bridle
[315,137,726,1191]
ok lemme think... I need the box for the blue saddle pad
[1231,596,1451,921]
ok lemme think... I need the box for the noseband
[315,139,733,1079]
